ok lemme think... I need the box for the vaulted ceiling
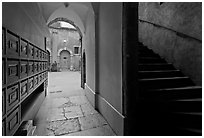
[37,2,96,35]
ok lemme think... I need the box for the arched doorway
[46,50,51,71]
[59,50,71,71]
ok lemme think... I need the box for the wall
[139,2,202,85]
[97,3,124,135]
[84,9,96,102]
[2,2,49,49]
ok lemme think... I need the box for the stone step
[139,63,175,71]
[139,70,183,79]
[178,128,202,136]
[140,98,201,113]
[139,77,194,89]
[139,50,160,58]
[143,86,202,101]
[133,102,202,136]
[166,112,202,130]
[139,57,166,64]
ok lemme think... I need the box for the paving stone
[34,72,116,136]
[49,107,64,114]
[69,96,89,105]
[50,97,70,108]
[79,113,108,130]
[48,86,61,92]
[45,129,55,136]
[64,106,83,119]
[34,106,50,124]
[81,103,98,116]
[33,123,47,136]
[47,108,66,122]
[64,125,116,136]
[47,118,81,136]
[59,100,77,108]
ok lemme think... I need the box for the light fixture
[63,40,67,43]
[64,2,69,8]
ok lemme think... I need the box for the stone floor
[33,71,116,136]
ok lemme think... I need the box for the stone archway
[47,17,83,38]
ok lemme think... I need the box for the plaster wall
[97,3,124,135]
[139,2,202,85]
[83,9,96,92]
[2,2,49,49]
[98,2,122,116]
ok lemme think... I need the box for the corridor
[2,2,202,136]
[33,72,116,136]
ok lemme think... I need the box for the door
[60,50,70,71]
[47,50,51,71]
[81,51,86,89]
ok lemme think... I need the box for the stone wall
[49,28,81,71]
[139,2,202,85]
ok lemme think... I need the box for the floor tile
[79,113,108,130]
[64,106,83,119]
[47,108,66,122]
[47,118,81,136]
[81,103,98,116]
[64,125,116,136]
[49,97,70,108]
[69,95,89,105]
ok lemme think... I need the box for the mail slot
[7,84,19,112]
[34,47,39,59]
[2,59,6,85]
[7,31,19,58]
[34,62,38,73]
[42,52,44,60]
[2,119,5,136]
[44,62,47,71]
[41,62,44,71]
[20,80,28,100]
[43,52,46,60]
[28,61,34,76]
[34,75,38,87]
[45,52,47,60]
[2,89,5,116]
[38,62,41,72]
[2,28,5,55]
[42,72,44,80]
[20,61,28,79]
[44,62,47,70]
[28,43,34,59]
[28,77,34,92]
[6,107,20,136]
[7,60,19,85]
[20,39,28,58]
[39,50,42,60]
[38,74,42,83]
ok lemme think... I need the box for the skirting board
[85,84,124,136]
[96,94,124,136]
[85,84,95,107]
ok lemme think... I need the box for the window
[74,47,80,55]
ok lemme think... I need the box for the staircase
[137,43,202,136]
